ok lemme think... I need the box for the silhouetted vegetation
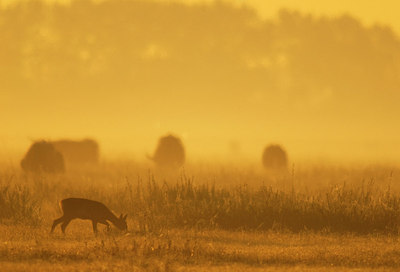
[125,176,400,234]
[0,183,41,225]
[20,141,65,174]
[2,164,400,234]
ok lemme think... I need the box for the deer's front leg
[92,220,98,234]
[99,220,111,232]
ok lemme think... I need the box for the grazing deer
[51,198,127,234]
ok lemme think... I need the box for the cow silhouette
[262,144,288,171]
[149,134,185,170]
[21,141,65,174]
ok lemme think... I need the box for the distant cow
[21,141,65,174]
[51,139,99,166]
[150,134,185,169]
[262,144,288,171]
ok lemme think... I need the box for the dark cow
[51,139,99,166]
[150,134,185,169]
[21,141,65,174]
[262,144,288,171]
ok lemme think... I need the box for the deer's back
[60,198,112,220]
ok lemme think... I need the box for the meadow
[1,161,400,271]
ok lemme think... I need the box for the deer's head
[115,214,128,231]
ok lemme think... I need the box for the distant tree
[21,141,65,174]
[2,2,400,144]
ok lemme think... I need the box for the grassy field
[1,225,400,271]
[1,162,400,271]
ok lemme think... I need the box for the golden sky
[1,0,400,163]
[271,1,397,30]
[2,0,400,33]
[162,0,399,33]
[192,0,400,36]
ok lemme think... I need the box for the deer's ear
[119,213,123,219]
[123,214,128,220]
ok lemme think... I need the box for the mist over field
[1,0,400,163]
[1,1,400,271]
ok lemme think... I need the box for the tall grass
[1,163,399,234]
[0,183,41,225]
[121,176,400,234]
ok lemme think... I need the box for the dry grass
[0,225,399,271]
[0,162,400,270]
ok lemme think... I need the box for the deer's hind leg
[51,216,65,233]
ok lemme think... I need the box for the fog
[1,0,400,163]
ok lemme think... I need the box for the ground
[0,222,399,271]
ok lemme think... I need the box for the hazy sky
[1,0,400,163]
